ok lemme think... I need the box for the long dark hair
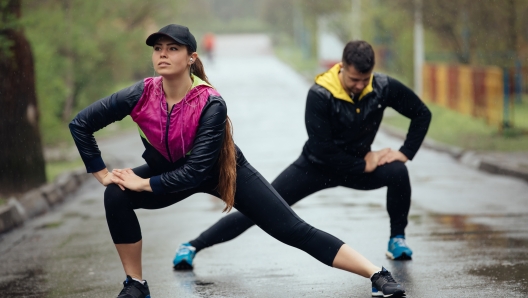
[187,47,237,213]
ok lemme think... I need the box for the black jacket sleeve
[69,81,144,173]
[387,77,432,160]
[149,97,227,194]
[305,88,367,174]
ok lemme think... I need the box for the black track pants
[104,159,344,267]
[190,154,411,252]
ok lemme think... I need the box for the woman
[69,24,406,298]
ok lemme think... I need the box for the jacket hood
[315,63,373,103]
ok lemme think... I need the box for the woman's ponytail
[187,47,236,212]
[217,116,236,212]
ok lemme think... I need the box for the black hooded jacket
[302,66,432,175]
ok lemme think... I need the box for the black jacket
[302,72,432,175]
[69,80,244,195]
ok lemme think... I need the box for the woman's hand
[111,168,152,192]
[92,169,125,190]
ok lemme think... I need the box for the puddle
[469,262,528,294]
[430,213,528,293]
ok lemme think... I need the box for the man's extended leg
[176,155,337,269]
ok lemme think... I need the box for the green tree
[394,0,528,67]
[22,0,165,145]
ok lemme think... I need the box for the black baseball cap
[145,24,197,52]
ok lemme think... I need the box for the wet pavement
[1,35,527,297]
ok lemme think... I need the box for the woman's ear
[189,52,198,64]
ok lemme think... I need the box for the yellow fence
[422,63,504,127]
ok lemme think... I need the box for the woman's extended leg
[188,155,337,252]
[231,161,380,277]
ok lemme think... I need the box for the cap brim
[145,33,188,47]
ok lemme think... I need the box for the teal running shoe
[386,235,412,260]
[173,242,196,270]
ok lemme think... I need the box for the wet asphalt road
[1,35,527,298]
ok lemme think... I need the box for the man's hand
[378,150,409,166]
[111,168,152,192]
[92,169,125,190]
[364,148,391,173]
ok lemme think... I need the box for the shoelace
[176,246,193,256]
[393,238,407,247]
[119,281,134,295]
[380,271,397,284]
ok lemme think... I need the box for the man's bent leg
[341,161,411,237]
[374,162,411,237]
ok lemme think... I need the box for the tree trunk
[0,0,47,196]
[61,0,75,122]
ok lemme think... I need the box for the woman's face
[152,37,192,77]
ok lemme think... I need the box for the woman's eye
[170,47,177,51]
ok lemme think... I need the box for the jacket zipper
[165,103,174,163]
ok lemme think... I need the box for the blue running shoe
[386,235,412,260]
[173,242,196,270]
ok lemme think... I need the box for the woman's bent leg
[104,164,199,278]
[115,241,143,280]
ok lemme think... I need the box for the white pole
[352,0,361,40]
[414,0,424,96]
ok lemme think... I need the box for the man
[173,40,431,269]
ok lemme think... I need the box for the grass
[383,103,528,151]
[511,94,528,130]
[45,158,85,183]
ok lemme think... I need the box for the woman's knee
[104,184,129,212]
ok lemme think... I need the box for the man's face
[339,63,372,96]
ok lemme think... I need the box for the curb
[380,124,528,183]
[0,159,122,235]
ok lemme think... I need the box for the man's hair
[342,40,375,73]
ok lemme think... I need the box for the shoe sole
[173,261,193,270]
[385,251,412,261]
[372,291,406,297]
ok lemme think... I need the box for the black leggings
[104,159,344,267]
[190,154,411,252]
